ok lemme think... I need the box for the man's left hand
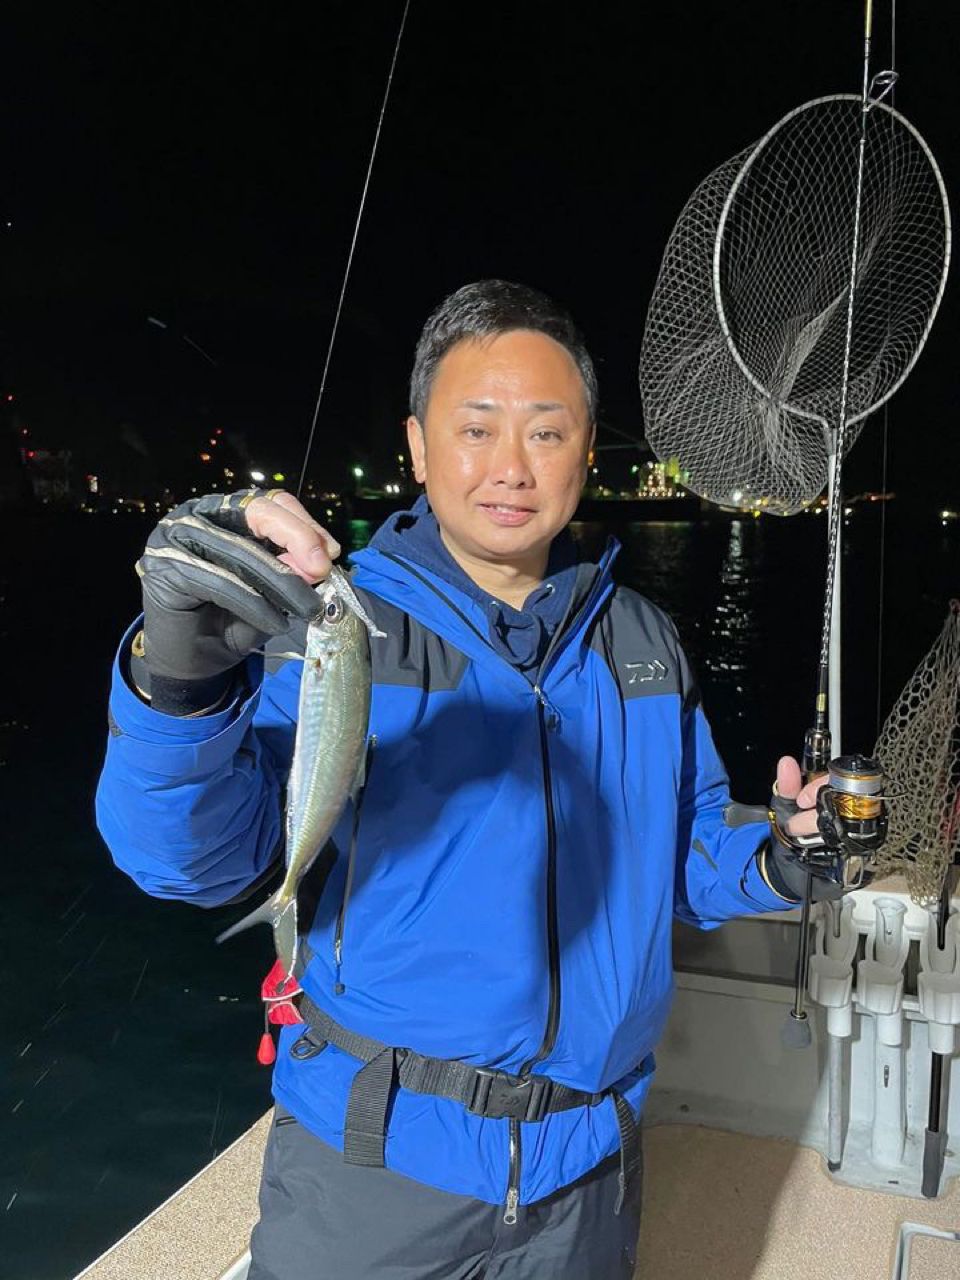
[762,755,847,903]
[776,755,828,840]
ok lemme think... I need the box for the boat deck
[76,1117,959,1280]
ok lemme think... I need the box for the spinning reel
[773,747,888,890]
[780,733,889,1049]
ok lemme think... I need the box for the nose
[489,430,534,488]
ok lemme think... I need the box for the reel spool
[811,754,887,871]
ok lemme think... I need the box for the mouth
[478,502,537,527]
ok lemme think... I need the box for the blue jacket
[96,536,785,1206]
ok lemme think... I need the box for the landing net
[639,95,950,515]
[873,602,960,906]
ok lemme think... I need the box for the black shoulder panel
[264,586,468,692]
[362,591,470,692]
[589,587,700,710]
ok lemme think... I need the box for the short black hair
[409,279,598,423]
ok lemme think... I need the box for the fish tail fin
[215,895,279,945]
[273,898,299,981]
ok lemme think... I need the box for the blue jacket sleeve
[672,651,795,928]
[95,618,298,908]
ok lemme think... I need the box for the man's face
[406,330,594,572]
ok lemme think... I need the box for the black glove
[764,790,871,903]
[764,840,844,904]
[132,490,325,714]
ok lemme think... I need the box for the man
[97,280,840,1279]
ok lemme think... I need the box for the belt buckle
[467,1068,552,1122]
[467,1067,498,1117]
[520,1075,551,1123]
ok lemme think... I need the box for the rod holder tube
[871,1039,906,1168]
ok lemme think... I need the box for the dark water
[0,506,956,1279]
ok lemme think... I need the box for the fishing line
[875,0,896,738]
[814,0,876,731]
[295,0,412,500]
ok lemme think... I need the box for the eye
[324,596,344,623]
[462,425,489,440]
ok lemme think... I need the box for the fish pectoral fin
[252,649,306,661]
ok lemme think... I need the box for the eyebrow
[459,399,568,413]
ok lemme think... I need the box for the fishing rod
[922,859,958,1196]
[296,0,412,500]
[919,635,960,1198]
[779,0,891,1053]
[639,0,949,1180]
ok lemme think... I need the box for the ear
[406,416,427,484]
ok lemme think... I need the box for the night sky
[3,0,957,503]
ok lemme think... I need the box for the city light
[272,472,285,482]
[250,469,266,483]
[200,452,211,462]
[352,466,364,479]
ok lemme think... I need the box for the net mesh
[640,95,950,515]
[873,603,960,907]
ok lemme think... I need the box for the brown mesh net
[873,602,960,906]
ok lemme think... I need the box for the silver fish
[217,566,383,978]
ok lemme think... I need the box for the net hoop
[712,94,952,432]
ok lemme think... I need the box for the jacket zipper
[515,578,613,1076]
[367,551,613,1218]
[518,700,561,1076]
[504,1118,521,1225]
[332,735,376,994]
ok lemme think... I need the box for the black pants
[248,1106,642,1280]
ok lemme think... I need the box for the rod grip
[921,1127,948,1198]
[723,802,770,829]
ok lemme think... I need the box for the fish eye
[323,596,344,624]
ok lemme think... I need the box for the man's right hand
[133,489,341,713]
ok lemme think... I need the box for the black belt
[293,993,642,1214]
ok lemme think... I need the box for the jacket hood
[362,494,612,680]
[350,532,620,691]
